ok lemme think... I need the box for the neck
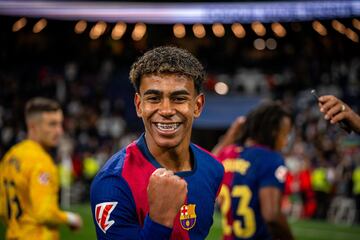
[157,148,191,172]
[27,132,46,150]
[146,139,192,172]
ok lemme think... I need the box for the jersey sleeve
[215,144,239,162]
[258,153,287,190]
[90,172,172,240]
[0,160,5,223]
[29,159,69,226]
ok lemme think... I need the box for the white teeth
[156,123,180,131]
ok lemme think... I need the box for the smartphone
[311,89,352,134]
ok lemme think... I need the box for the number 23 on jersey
[219,184,255,238]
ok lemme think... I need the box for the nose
[158,99,176,117]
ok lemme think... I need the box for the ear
[194,93,205,118]
[134,93,142,117]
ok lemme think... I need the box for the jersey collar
[136,133,197,177]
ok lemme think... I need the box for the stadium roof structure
[0,1,359,24]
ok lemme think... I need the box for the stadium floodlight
[132,23,146,41]
[212,23,225,38]
[74,20,87,34]
[12,17,27,32]
[271,22,286,38]
[193,23,206,38]
[353,19,360,30]
[251,21,266,37]
[112,22,127,40]
[312,20,327,36]
[231,23,246,38]
[33,18,47,33]
[173,23,186,38]
[0,1,359,24]
[345,28,359,42]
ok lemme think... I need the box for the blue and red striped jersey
[217,144,287,240]
[90,134,224,239]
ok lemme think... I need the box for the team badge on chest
[180,204,197,230]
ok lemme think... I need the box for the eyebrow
[143,89,161,95]
[143,89,190,96]
[170,90,190,97]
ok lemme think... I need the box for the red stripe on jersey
[121,142,156,225]
[171,196,190,240]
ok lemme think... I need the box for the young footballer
[90,46,224,239]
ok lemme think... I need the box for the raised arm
[212,116,246,156]
[90,168,187,240]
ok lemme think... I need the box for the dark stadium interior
[0,2,360,237]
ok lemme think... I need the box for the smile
[155,123,180,131]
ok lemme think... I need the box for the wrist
[66,211,78,225]
[149,212,175,228]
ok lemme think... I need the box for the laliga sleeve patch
[38,172,50,185]
[275,166,287,183]
[95,202,118,233]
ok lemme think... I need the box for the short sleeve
[258,154,287,190]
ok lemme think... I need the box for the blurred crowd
[1,16,360,223]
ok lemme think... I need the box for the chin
[154,137,181,149]
[48,140,59,148]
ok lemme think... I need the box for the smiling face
[135,73,204,152]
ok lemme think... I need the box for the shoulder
[7,140,55,170]
[216,144,243,162]
[192,143,223,170]
[191,143,224,185]
[246,147,287,186]
[247,146,284,165]
[94,147,127,181]
[90,147,134,202]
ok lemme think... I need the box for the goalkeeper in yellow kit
[0,97,82,240]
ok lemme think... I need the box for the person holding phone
[317,95,360,134]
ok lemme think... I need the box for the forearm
[266,213,294,240]
[91,174,173,239]
[33,200,69,226]
[30,190,69,226]
[212,116,245,155]
[348,111,360,134]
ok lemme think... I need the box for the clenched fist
[147,168,188,228]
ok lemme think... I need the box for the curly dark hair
[129,46,205,93]
[238,101,292,150]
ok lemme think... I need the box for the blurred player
[0,97,82,240]
[216,102,294,240]
[90,46,224,239]
[317,94,360,134]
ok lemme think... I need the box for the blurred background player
[90,46,224,239]
[215,102,294,240]
[317,95,360,134]
[0,97,82,240]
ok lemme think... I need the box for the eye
[146,95,160,103]
[172,96,188,103]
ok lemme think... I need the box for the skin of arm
[212,116,246,156]
[259,187,294,240]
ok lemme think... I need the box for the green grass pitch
[1,204,360,239]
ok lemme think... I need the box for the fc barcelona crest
[180,204,197,230]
